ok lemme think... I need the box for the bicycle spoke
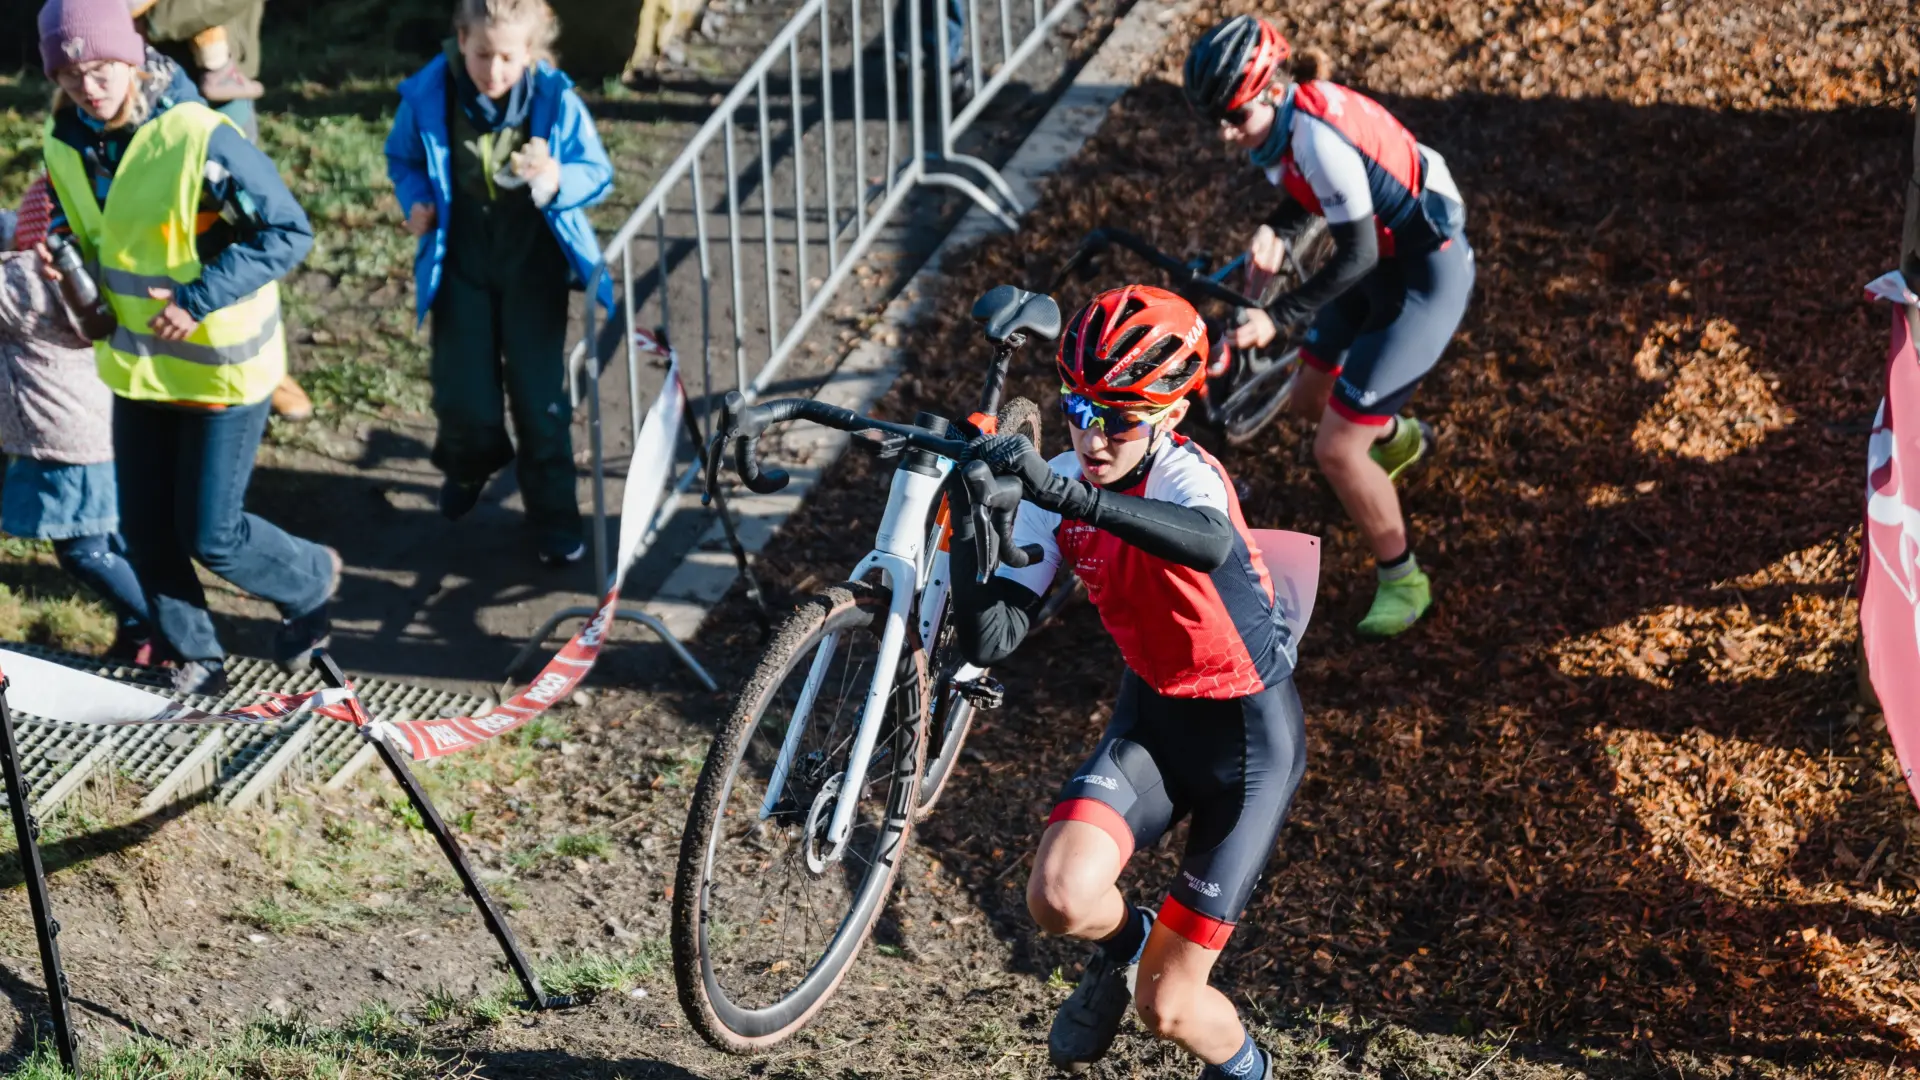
[693,608,916,1019]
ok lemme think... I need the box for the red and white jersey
[1264,80,1462,255]
[1000,435,1291,699]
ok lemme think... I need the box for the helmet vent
[1120,337,1180,388]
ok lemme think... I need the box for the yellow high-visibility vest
[44,102,285,406]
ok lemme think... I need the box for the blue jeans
[53,534,151,636]
[113,397,333,663]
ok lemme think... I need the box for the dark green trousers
[428,267,582,545]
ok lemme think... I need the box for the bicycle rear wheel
[672,582,926,1051]
[913,396,1042,821]
[1222,219,1338,446]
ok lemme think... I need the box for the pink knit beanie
[38,0,146,75]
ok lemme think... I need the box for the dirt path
[0,670,1585,1080]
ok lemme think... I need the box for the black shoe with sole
[537,535,588,568]
[1048,947,1137,1072]
[275,606,332,672]
[172,659,229,698]
[440,478,486,521]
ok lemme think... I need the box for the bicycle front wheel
[672,582,926,1052]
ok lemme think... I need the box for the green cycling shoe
[1368,416,1433,481]
[1357,566,1432,639]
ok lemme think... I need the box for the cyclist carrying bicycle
[1186,15,1473,638]
[950,285,1306,1078]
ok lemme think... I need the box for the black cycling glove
[962,434,1234,572]
[964,433,1099,519]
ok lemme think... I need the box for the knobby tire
[672,582,926,1052]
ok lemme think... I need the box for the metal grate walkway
[2,643,490,816]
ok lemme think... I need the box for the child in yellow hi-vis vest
[35,0,338,696]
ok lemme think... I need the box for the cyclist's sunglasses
[1060,391,1175,442]
[1218,104,1256,127]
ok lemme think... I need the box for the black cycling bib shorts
[1047,670,1308,949]
[1301,232,1476,425]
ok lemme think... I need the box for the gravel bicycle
[671,285,1061,1052]
[1048,222,1334,445]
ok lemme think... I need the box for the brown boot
[272,374,314,422]
[199,63,265,103]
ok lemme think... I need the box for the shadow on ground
[686,78,1920,1072]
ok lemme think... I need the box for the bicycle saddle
[971,285,1062,343]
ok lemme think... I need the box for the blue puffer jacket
[385,55,615,323]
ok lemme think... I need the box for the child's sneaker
[199,63,264,103]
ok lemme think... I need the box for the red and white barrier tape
[0,335,687,763]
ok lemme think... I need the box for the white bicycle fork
[757,456,950,864]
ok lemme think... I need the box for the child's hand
[30,243,62,283]
[511,137,561,189]
[405,203,437,237]
[146,286,200,342]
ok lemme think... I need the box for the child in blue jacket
[385,0,614,567]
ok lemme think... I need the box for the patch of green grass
[508,829,612,870]
[551,831,612,860]
[538,943,665,996]
[647,745,706,790]
[5,1016,469,1080]
[303,358,433,418]
[417,987,464,1025]
[237,800,434,934]
[236,895,318,934]
[463,943,663,1024]
[387,797,428,832]
[0,576,119,656]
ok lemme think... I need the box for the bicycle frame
[749,333,1027,863]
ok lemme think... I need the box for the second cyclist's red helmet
[1057,285,1209,408]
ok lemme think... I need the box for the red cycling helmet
[1056,285,1209,409]
[1183,15,1291,119]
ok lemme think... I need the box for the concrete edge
[637,0,1169,642]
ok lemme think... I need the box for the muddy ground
[3,0,1920,1076]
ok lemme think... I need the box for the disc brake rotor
[804,772,845,874]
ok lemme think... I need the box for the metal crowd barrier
[517,0,1079,671]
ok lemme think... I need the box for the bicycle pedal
[953,676,1005,709]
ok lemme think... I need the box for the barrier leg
[505,606,717,690]
[0,679,79,1072]
[681,405,773,633]
[917,169,1020,232]
[311,653,573,1011]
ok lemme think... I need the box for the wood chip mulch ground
[710,0,1920,1069]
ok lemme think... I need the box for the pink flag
[1863,296,1920,807]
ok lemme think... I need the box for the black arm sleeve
[1086,493,1234,572]
[1263,196,1315,241]
[1264,218,1377,328]
[948,516,1049,667]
